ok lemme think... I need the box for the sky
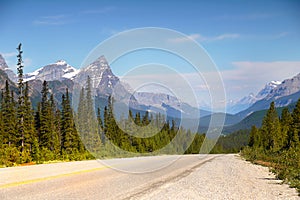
[1,0,300,108]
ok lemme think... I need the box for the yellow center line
[0,166,110,189]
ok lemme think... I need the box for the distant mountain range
[226,80,281,114]
[0,54,208,120]
[1,53,300,133]
[200,73,300,133]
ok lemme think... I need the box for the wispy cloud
[81,6,115,14]
[1,52,16,58]
[120,61,300,108]
[221,61,300,99]
[33,14,71,26]
[0,51,32,72]
[168,33,240,43]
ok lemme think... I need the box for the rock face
[265,74,300,100]
[256,81,282,99]
[227,80,282,114]
[0,54,17,82]
[24,60,78,82]
[0,54,9,69]
[74,56,120,96]
[236,73,300,118]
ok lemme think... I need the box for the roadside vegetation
[241,100,300,193]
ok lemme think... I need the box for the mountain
[74,56,120,97]
[236,73,300,119]
[0,54,8,69]
[227,80,281,114]
[0,54,17,82]
[24,60,78,82]
[223,102,297,134]
[133,92,211,118]
[0,68,16,91]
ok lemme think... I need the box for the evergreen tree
[291,99,300,147]
[280,107,292,149]
[77,77,101,154]
[2,81,17,147]
[61,90,74,154]
[39,81,52,150]
[97,107,105,144]
[260,102,281,151]
[16,43,26,153]
[23,82,36,156]
[0,93,4,150]
[248,125,259,147]
[49,94,61,157]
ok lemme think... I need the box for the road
[0,154,299,200]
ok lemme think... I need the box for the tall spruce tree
[39,81,52,150]
[291,99,300,148]
[2,80,17,147]
[280,107,292,149]
[77,77,101,154]
[16,43,26,152]
[49,94,61,157]
[248,125,259,148]
[260,102,281,150]
[23,82,36,154]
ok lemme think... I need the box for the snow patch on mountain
[24,60,78,82]
[227,80,281,114]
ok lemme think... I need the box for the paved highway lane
[0,154,299,200]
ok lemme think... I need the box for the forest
[0,45,210,167]
[242,100,300,192]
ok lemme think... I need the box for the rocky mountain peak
[0,54,9,69]
[256,80,281,99]
[266,73,300,100]
[74,55,119,95]
[24,60,78,82]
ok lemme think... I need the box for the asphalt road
[0,154,298,200]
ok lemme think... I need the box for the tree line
[0,44,206,167]
[242,100,300,192]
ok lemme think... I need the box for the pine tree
[39,81,52,150]
[23,82,36,157]
[16,43,26,153]
[291,99,300,148]
[77,77,101,154]
[260,102,281,151]
[97,107,105,144]
[248,125,259,147]
[49,94,61,157]
[280,107,292,149]
[61,91,74,154]
[2,81,17,147]
[0,93,4,150]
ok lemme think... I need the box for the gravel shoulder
[137,154,300,200]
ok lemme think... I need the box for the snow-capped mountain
[256,80,282,99]
[236,73,300,118]
[74,55,120,96]
[265,74,300,101]
[24,60,78,82]
[227,80,281,114]
[0,54,8,69]
[133,92,211,118]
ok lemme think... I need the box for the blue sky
[1,0,300,104]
